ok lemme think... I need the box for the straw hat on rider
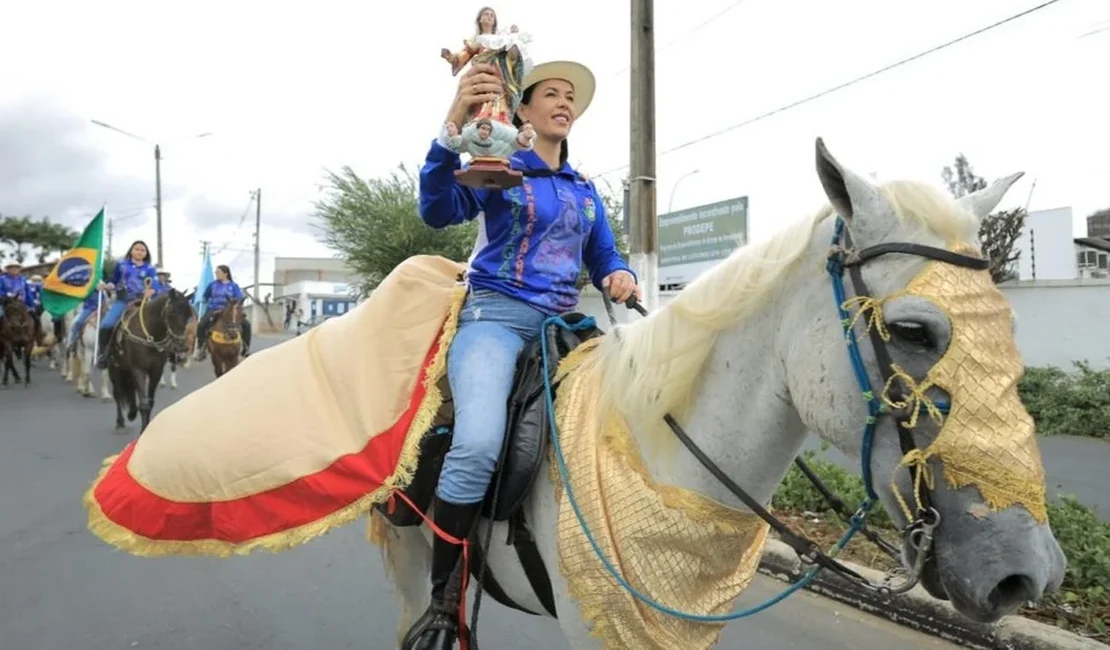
[30,274,43,283]
[521,60,596,119]
[3,260,22,270]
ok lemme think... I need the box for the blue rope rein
[540,314,863,621]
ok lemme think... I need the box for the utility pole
[107,218,114,254]
[252,189,262,329]
[629,0,658,310]
[155,144,164,267]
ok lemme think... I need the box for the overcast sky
[2,0,1107,289]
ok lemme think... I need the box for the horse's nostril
[988,574,1038,610]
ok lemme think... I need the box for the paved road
[801,430,1110,521]
[0,337,1000,649]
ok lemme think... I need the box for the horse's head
[784,139,1063,622]
[164,289,197,335]
[219,298,244,332]
[0,297,31,327]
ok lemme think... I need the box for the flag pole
[91,202,107,363]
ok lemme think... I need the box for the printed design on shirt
[511,182,539,286]
[498,186,526,285]
[531,186,588,312]
[582,195,596,223]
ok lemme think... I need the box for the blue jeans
[436,288,547,504]
[69,306,95,346]
[98,299,128,330]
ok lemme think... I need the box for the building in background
[1015,207,1076,281]
[272,257,360,329]
[1087,210,1110,239]
[1075,237,1110,279]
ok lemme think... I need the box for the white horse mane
[595,179,979,446]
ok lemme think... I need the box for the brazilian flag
[42,208,105,318]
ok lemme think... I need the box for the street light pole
[668,169,701,213]
[154,144,163,266]
[90,120,211,268]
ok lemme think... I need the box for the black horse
[0,297,35,387]
[106,286,195,432]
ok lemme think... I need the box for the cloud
[0,96,190,228]
[180,190,313,234]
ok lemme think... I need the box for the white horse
[67,310,112,401]
[30,309,67,373]
[378,140,1066,649]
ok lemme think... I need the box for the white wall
[1017,207,1076,281]
[575,280,1110,371]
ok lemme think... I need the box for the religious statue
[440,6,534,189]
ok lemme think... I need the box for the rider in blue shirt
[156,267,173,294]
[0,260,31,323]
[96,240,162,368]
[195,264,252,359]
[25,273,45,342]
[402,59,640,649]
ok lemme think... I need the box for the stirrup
[401,606,465,650]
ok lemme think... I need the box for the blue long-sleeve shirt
[25,283,42,308]
[418,139,634,315]
[203,279,243,311]
[111,259,162,299]
[0,273,30,305]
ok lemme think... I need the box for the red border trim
[93,333,443,543]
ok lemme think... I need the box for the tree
[313,165,631,297]
[940,154,1025,283]
[0,214,79,264]
[312,165,478,297]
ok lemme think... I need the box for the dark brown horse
[0,297,35,387]
[205,297,243,378]
[106,286,195,432]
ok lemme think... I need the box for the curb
[757,538,1108,650]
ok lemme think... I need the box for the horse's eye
[888,321,934,349]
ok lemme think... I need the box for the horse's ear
[956,172,1025,220]
[814,137,889,227]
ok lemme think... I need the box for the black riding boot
[95,329,112,369]
[401,498,482,650]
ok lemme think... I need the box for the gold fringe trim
[549,342,770,649]
[82,285,468,558]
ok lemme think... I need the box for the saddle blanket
[83,255,467,557]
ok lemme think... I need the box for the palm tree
[0,215,36,263]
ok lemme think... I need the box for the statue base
[455,157,522,190]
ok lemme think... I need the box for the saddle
[375,310,603,617]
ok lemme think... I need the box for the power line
[595,0,1066,179]
[212,193,256,255]
[606,0,752,79]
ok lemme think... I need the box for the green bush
[1020,363,1110,440]
[771,450,894,530]
[772,452,1109,636]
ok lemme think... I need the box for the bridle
[600,214,992,596]
[119,280,191,354]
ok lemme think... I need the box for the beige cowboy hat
[30,274,43,282]
[521,60,596,119]
[3,259,22,269]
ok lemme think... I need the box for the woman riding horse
[0,260,32,320]
[195,265,252,360]
[95,240,162,369]
[402,59,640,649]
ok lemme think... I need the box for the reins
[118,278,189,353]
